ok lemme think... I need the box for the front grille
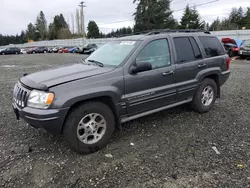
[13,83,30,108]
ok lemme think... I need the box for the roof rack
[145,29,211,35]
[116,29,210,38]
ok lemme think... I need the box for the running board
[121,99,192,123]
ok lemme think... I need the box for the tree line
[1,0,250,46]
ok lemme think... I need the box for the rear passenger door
[173,37,206,101]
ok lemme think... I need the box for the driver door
[124,39,176,115]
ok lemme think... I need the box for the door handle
[198,63,206,68]
[162,71,174,76]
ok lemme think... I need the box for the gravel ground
[0,54,250,188]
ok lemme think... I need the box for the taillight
[226,57,230,70]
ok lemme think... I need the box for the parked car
[79,44,98,54]
[0,47,20,55]
[84,45,99,54]
[0,48,6,53]
[221,38,243,57]
[239,39,250,58]
[58,47,70,53]
[12,29,230,154]
[26,47,36,54]
[51,47,60,53]
[20,49,27,54]
[48,47,54,53]
[34,46,48,53]
[68,47,79,53]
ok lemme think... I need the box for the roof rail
[145,29,211,35]
[116,29,210,38]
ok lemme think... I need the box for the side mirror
[131,61,152,74]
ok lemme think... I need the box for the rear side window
[189,37,202,59]
[198,36,225,58]
[173,37,195,63]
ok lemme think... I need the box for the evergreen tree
[87,21,100,38]
[36,11,47,40]
[209,17,221,31]
[19,30,26,43]
[243,7,250,29]
[48,14,71,39]
[180,5,205,29]
[133,0,176,32]
[48,23,56,40]
[26,23,36,41]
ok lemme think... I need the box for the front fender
[61,86,122,108]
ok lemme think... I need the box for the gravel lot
[0,54,250,188]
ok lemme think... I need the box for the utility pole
[78,1,86,37]
[71,14,75,35]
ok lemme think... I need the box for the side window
[136,39,171,69]
[198,36,225,58]
[173,37,195,64]
[189,37,202,59]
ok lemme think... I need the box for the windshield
[85,41,139,66]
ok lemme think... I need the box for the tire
[191,78,217,113]
[63,101,115,154]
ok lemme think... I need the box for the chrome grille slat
[13,83,30,108]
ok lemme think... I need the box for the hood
[221,38,243,48]
[20,63,114,90]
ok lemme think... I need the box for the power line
[174,0,219,11]
[172,0,187,5]
[98,0,220,26]
[86,0,188,19]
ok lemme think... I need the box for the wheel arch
[61,95,121,134]
[203,74,220,98]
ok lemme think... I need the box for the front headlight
[27,90,54,109]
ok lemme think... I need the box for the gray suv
[12,30,230,154]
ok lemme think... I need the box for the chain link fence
[1,30,250,49]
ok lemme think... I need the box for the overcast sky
[1,0,249,35]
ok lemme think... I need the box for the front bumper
[12,102,69,134]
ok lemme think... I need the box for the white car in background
[20,49,27,54]
[0,48,6,53]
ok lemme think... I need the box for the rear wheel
[192,78,217,113]
[33,51,35,54]
[2,53,5,55]
[15,52,18,54]
[63,101,115,154]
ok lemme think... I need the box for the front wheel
[192,78,217,113]
[63,101,115,154]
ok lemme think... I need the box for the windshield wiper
[87,60,104,67]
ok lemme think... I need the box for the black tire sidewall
[63,102,115,154]
[193,79,217,113]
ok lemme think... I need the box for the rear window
[198,36,225,58]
